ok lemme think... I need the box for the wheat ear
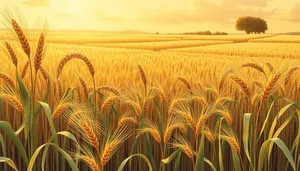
[230,75,250,98]
[11,19,31,57]
[79,77,89,99]
[81,121,99,149]
[56,53,95,78]
[81,156,100,171]
[177,77,191,90]
[4,42,18,67]
[0,73,15,88]
[261,73,281,101]
[21,61,30,79]
[242,63,265,74]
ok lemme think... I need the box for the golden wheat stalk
[214,97,232,106]
[218,110,232,126]
[101,125,131,168]
[203,126,214,143]
[34,33,45,72]
[101,140,119,167]
[146,128,161,143]
[177,77,191,90]
[284,67,299,85]
[0,94,23,112]
[57,80,63,98]
[218,68,233,90]
[266,62,274,72]
[79,77,89,99]
[81,156,100,171]
[205,88,218,97]
[137,64,147,87]
[80,121,99,149]
[56,53,95,78]
[39,66,48,81]
[179,126,187,135]
[253,80,263,88]
[192,96,208,106]
[0,73,15,88]
[4,42,18,67]
[130,102,141,118]
[222,136,240,155]
[97,86,121,96]
[218,76,227,91]
[261,73,281,101]
[182,113,196,131]
[242,63,265,74]
[21,60,30,79]
[181,145,194,159]
[230,75,250,98]
[157,89,167,101]
[196,115,206,137]
[52,104,69,120]
[164,125,178,145]
[118,117,136,128]
[168,98,187,115]
[170,137,193,160]
[11,19,31,57]
[143,97,151,114]
[251,93,261,107]
[278,85,285,96]
[101,96,117,111]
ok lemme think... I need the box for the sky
[0,0,300,33]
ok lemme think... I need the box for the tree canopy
[236,16,268,34]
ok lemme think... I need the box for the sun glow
[50,0,86,15]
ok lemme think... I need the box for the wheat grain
[79,77,89,99]
[177,77,191,90]
[101,140,119,167]
[34,33,45,72]
[81,121,99,149]
[101,96,117,111]
[118,117,136,128]
[21,61,30,79]
[223,136,240,155]
[0,73,15,88]
[97,86,121,96]
[57,80,63,98]
[0,94,23,112]
[138,64,147,87]
[4,42,18,67]
[230,75,250,98]
[11,19,31,57]
[39,66,48,81]
[261,73,281,101]
[81,156,100,171]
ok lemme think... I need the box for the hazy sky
[0,0,300,33]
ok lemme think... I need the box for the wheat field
[0,17,299,171]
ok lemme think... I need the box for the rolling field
[0,25,300,171]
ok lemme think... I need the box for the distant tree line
[180,31,228,35]
[161,31,227,35]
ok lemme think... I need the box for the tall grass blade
[118,154,152,171]
[0,121,28,166]
[258,138,295,171]
[0,157,18,171]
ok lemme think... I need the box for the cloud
[286,1,300,22]
[54,13,77,18]
[139,0,273,25]
[21,0,50,7]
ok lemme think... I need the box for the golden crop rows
[0,19,299,171]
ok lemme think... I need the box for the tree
[236,16,268,34]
